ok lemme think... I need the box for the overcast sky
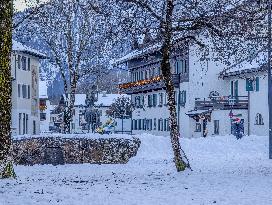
[14,0,47,11]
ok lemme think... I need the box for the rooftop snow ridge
[12,40,47,59]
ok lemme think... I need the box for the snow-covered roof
[74,94,86,106]
[95,93,128,107]
[220,52,267,78]
[112,43,161,65]
[12,40,47,59]
[39,81,48,99]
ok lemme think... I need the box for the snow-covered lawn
[1,134,272,205]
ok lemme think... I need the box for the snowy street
[1,134,272,205]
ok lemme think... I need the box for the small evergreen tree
[106,96,133,118]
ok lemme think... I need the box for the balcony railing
[119,74,180,94]
[195,96,248,110]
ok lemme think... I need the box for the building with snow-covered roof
[115,40,258,138]
[94,92,131,133]
[11,40,47,136]
[219,54,268,136]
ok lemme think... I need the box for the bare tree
[107,0,261,171]
[23,0,109,133]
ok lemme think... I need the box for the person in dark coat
[233,118,243,140]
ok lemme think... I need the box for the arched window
[255,113,264,125]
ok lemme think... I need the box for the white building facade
[116,42,263,138]
[11,41,46,136]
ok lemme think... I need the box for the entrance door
[33,121,36,135]
[203,119,208,137]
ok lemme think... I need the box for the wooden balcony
[119,74,180,94]
[195,96,248,110]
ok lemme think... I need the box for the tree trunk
[63,78,76,134]
[0,0,16,178]
[160,0,190,172]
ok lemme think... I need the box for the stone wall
[12,137,141,166]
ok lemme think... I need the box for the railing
[119,74,180,94]
[195,96,248,110]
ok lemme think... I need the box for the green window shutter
[234,80,239,96]
[231,81,234,96]
[246,78,253,91]
[153,94,157,107]
[256,77,260,91]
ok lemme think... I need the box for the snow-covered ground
[1,134,272,205]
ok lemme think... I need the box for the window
[230,81,234,96]
[255,77,260,92]
[148,95,153,107]
[138,119,142,130]
[160,119,163,131]
[22,85,27,98]
[214,120,219,135]
[159,93,163,106]
[246,78,253,91]
[21,56,27,70]
[158,118,164,131]
[255,113,264,125]
[18,55,21,69]
[175,60,181,74]
[28,58,31,71]
[149,119,153,130]
[143,119,146,130]
[135,96,141,108]
[195,123,201,132]
[23,113,26,134]
[18,84,21,97]
[152,94,157,107]
[141,96,145,106]
[40,113,46,121]
[164,93,168,106]
[154,118,157,130]
[175,60,187,74]
[231,80,238,97]
[166,119,170,131]
[134,120,138,130]
[179,90,186,106]
[164,119,167,131]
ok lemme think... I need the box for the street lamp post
[268,0,272,159]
